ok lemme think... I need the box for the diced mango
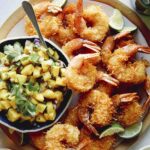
[36,103,46,113]
[21,64,34,76]
[36,114,46,123]
[48,80,57,89]
[43,90,55,99]
[7,109,21,122]
[56,77,66,86]
[0,101,11,110]
[55,91,63,102]
[33,67,41,78]
[43,72,51,81]
[51,66,60,77]
[1,72,9,80]
[17,74,27,84]
[0,81,7,90]
[41,61,49,72]
[33,93,44,102]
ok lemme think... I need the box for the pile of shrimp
[25,0,109,45]
[25,0,150,150]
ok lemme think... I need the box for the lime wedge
[52,0,67,7]
[120,26,137,33]
[109,9,124,31]
[119,122,143,139]
[100,123,124,138]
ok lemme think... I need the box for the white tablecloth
[0,0,149,149]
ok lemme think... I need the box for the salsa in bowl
[0,36,72,133]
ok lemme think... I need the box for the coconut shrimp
[113,90,150,127]
[65,53,119,92]
[45,124,80,150]
[74,0,109,42]
[62,38,101,59]
[102,36,150,84]
[96,81,114,96]
[80,127,116,150]
[65,53,99,92]
[53,4,77,45]
[78,90,114,136]
[25,1,61,37]
[64,105,81,127]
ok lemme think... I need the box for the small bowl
[0,36,72,133]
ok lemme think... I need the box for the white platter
[0,0,150,149]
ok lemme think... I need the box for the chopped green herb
[29,53,40,63]
[4,42,23,61]
[26,82,40,92]
[11,84,36,116]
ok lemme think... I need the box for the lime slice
[139,145,150,150]
[109,9,124,31]
[100,123,124,138]
[120,26,137,33]
[119,122,143,139]
[52,0,67,7]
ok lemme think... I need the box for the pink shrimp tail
[122,44,150,57]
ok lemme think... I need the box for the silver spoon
[22,1,66,67]
[22,1,47,48]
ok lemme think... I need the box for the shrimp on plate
[102,35,150,84]
[45,123,88,150]
[25,1,62,37]
[65,53,119,92]
[52,4,78,45]
[74,0,109,42]
[62,38,101,59]
[78,90,143,136]
[78,90,115,136]
[45,124,80,150]
[64,105,81,127]
[80,127,116,150]
[112,81,150,127]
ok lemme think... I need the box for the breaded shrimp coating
[64,105,81,127]
[117,101,143,127]
[80,127,116,150]
[45,124,80,150]
[79,90,114,126]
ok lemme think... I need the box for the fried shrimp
[45,124,80,150]
[62,38,101,59]
[65,53,119,92]
[65,53,99,92]
[117,101,143,127]
[64,105,81,127]
[78,90,114,136]
[102,36,150,84]
[80,127,116,150]
[53,4,77,45]
[75,0,109,42]
[113,91,150,127]
[25,1,61,37]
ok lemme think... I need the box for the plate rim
[0,0,149,149]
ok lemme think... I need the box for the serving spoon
[22,1,63,64]
[22,1,47,48]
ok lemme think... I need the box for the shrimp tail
[78,106,100,136]
[96,71,119,86]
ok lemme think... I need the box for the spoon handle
[22,1,47,48]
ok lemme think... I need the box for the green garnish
[4,42,23,61]
[26,82,40,92]
[11,84,36,116]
